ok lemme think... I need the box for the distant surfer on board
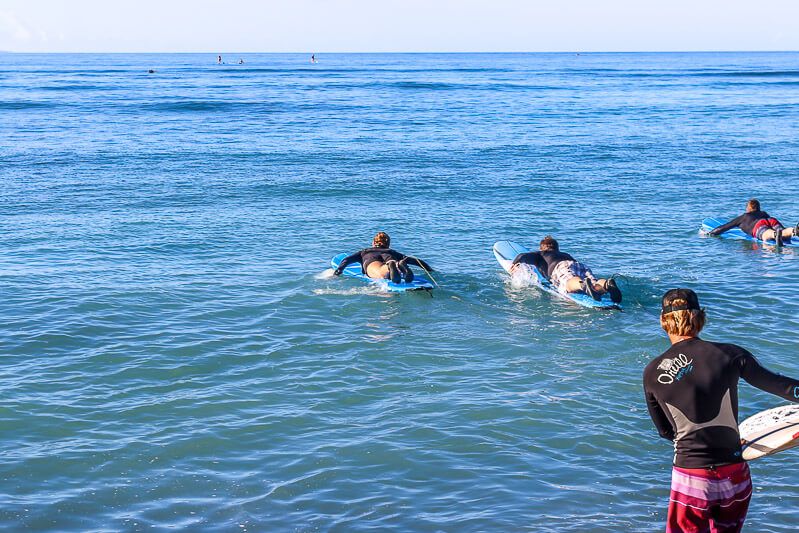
[311,54,317,63]
[706,198,798,246]
[510,236,621,303]
[643,289,799,533]
[333,232,433,284]
[217,55,222,65]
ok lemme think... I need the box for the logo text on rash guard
[657,353,694,384]
[794,386,799,399]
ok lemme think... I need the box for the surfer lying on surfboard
[706,198,799,245]
[333,232,433,284]
[510,236,621,303]
[643,289,799,533]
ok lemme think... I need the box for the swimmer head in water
[373,232,390,248]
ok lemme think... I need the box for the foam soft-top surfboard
[331,253,434,293]
[701,217,799,248]
[493,240,620,310]
[739,404,799,461]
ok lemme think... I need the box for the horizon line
[2,50,799,55]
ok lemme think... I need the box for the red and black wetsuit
[511,251,574,280]
[643,338,799,468]
[334,247,433,275]
[709,210,782,238]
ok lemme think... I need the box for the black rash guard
[643,338,799,468]
[334,247,433,275]
[709,210,774,237]
[511,251,575,280]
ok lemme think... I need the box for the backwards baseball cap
[661,288,701,314]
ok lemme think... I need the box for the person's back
[514,249,574,279]
[358,246,405,267]
[645,337,774,468]
[644,289,799,532]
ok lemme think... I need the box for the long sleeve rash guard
[511,250,575,280]
[643,338,799,468]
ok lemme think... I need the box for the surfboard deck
[331,253,434,293]
[739,404,799,461]
[493,240,620,310]
[701,217,799,248]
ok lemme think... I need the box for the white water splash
[312,286,388,297]
[315,268,336,280]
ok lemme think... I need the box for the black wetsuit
[334,247,433,275]
[511,251,575,280]
[643,338,799,468]
[709,210,776,237]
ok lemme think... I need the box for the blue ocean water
[2,52,799,531]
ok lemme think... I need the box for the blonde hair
[660,299,706,336]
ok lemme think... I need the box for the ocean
[2,52,799,531]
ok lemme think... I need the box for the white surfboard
[739,404,799,461]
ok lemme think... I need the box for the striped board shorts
[549,260,595,291]
[667,462,752,533]
[752,217,783,240]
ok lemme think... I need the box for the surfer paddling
[706,198,799,245]
[510,236,621,303]
[333,232,433,284]
[644,289,799,533]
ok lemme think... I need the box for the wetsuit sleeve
[512,252,545,274]
[645,389,676,441]
[511,253,531,266]
[709,214,744,236]
[403,256,434,272]
[334,251,362,275]
[739,351,799,402]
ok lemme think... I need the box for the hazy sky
[1,0,798,53]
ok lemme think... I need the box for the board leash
[409,255,440,289]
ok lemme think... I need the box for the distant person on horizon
[644,288,799,533]
[217,55,222,65]
[333,232,433,284]
[510,236,621,303]
[707,198,798,245]
[311,54,316,63]
[238,58,244,64]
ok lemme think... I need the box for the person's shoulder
[643,349,672,377]
[704,339,751,358]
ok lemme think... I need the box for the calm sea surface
[2,52,799,531]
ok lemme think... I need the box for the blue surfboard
[701,217,798,248]
[331,253,434,293]
[493,240,621,310]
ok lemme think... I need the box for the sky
[1,0,798,53]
